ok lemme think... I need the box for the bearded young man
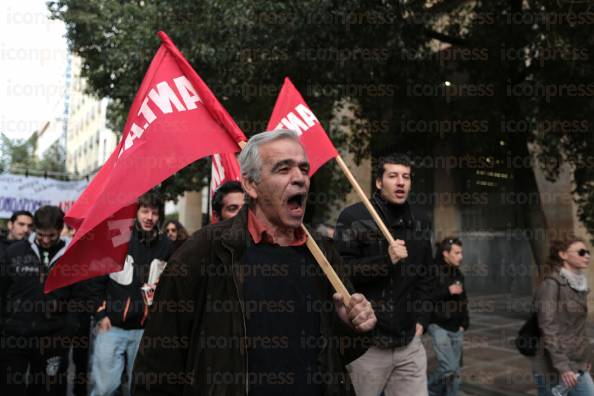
[134,130,377,396]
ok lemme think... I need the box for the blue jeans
[90,326,144,396]
[534,371,594,396]
[427,324,463,396]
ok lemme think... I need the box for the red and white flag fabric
[46,31,245,292]
[210,153,241,193]
[267,77,338,175]
[210,152,241,222]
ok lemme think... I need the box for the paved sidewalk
[424,293,594,396]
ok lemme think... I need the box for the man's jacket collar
[28,233,69,267]
[372,192,416,229]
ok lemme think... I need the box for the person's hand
[97,317,112,333]
[388,239,408,264]
[333,293,377,333]
[415,323,423,336]
[560,371,578,389]
[587,363,592,372]
[449,284,463,295]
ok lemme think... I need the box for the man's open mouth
[287,193,306,215]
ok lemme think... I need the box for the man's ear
[558,250,568,263]
[375,177,383,191]
[241,177,258,200]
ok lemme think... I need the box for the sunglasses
[570,249,591,257]
[166,228,177,233]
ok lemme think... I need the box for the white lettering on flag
[124,123,145,151]
[174,76,202,110]
[138,97,157,124]
[148,81,187,114]
[118,76,202,158]
[108,218,134,247]
[211,154,225,191]
[295,104,318,127]
[274,104,319,136]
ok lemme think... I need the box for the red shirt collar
[247,209,307,246]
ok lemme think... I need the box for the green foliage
[37,141,67,175]
[0,132,39,172]
[48,0,594,230]
[0,133,66,177]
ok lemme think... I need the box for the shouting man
[134,130,377,395]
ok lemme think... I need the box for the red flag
[209,153,241,222]
[267,77,338,175]
[46,32,244,292]
[210,153,241,193]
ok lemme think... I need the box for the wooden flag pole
[236,141,351,303]
[335,155,395,245]
[303,228,351,304]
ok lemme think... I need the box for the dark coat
[428,258,469,332]
[0,234,83,337]
[334,194,434,348]
[133,207,366,396]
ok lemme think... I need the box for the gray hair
[238,129,302,183]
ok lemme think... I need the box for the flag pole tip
[157,31,169,42]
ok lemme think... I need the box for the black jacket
[0,234,84,337]
[428,257,469,332]
[133,207,367,396]
[0,238,18,256]
[94,226,173,330]
[334,194,434,348]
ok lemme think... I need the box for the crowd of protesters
[0,129,590,396]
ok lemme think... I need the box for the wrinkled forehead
[260,138,308,165]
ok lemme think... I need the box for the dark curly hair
[162,220,189,241]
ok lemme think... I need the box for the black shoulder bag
[515,312,540,356]
[515,277,561,357]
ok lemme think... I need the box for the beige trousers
[347,336,428,396]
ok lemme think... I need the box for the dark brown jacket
[133,207,366,396]
[533,271,591,374]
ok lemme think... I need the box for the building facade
[65,55,117,176]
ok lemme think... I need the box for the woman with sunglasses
[533,236,593,395]
[162,220,189,252]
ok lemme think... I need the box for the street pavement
[424,293,594,396]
